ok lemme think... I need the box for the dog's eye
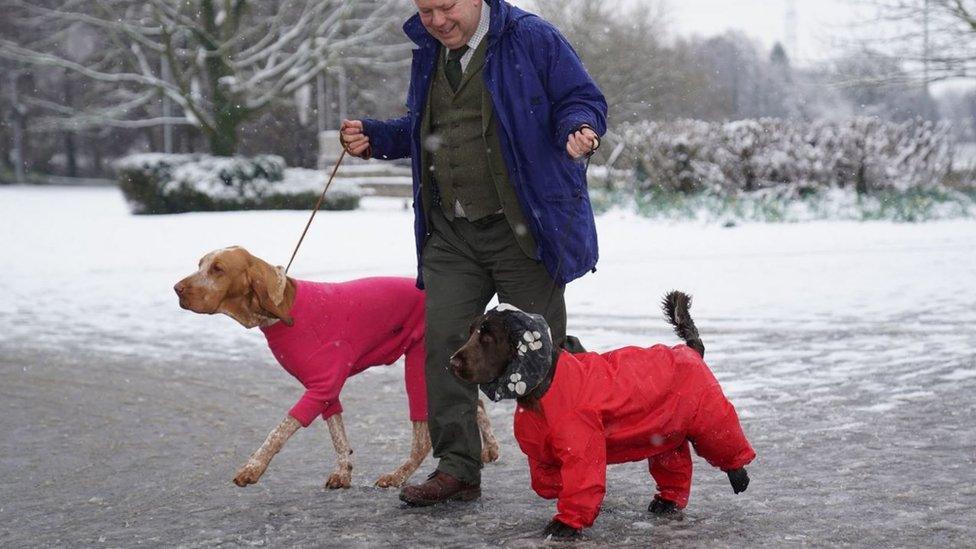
[210,264,223,275]
[479,322,491,335]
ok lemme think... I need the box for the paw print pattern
[517,330,544,356]
[507,373,527,395]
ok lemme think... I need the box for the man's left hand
[566,126,600,160]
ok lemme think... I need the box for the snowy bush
[624,184,976,223]
[115,154,362,214]
[611,117,954,195]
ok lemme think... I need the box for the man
[340,0,607,506]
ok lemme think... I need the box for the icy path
[1,186,975,547]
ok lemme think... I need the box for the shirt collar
[466,1,491,51]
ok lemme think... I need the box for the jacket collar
[403,0,523,49]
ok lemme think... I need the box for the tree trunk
[201,0,245,157]
[855,160,868,195]
[209,106,243,156]
[63,73,77,177]
[8,71,26,183]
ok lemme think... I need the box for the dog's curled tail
[662,290,705,358]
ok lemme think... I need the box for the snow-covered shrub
[619,120,724,194]
[627,184,976,223]
[115,154,362,214]
[610,117,954,195]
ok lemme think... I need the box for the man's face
[415,0,482,50]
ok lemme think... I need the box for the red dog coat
[514,344,755,529]
[259,277,427,427]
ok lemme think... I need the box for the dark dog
[450,293,755,540]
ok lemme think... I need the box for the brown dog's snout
[174,281,186,296]
[449,353,464,374]
[450,349,476,384]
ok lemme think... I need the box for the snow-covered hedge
[115,154,362,214]
[611,117,954,195]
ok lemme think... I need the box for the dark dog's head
[450,311,515,385]
[450,305,555,401]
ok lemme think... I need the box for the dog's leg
[477,399,500,463]
[374,420,432,488]
[727,468,750,494]
[233,415,301,487]
[324,413,354,489]
[647,441,692,515]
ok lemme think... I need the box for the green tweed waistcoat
[420,39,537,259]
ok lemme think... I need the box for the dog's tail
[662,291,705,358]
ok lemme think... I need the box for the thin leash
[284,149,347,275]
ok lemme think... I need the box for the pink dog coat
[259,277,427,427]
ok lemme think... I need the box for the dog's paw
[325,470,352,489]
[374,472,406,488]
[481,442,500,464]
[648,496,682,518]
[233,461,266,487]
[543,519,581,541]
[727,467,750,494]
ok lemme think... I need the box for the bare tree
[532,0,695,123]
[856,0,976,85]
[0,0,410,156]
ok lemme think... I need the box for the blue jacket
[361,0,608,287]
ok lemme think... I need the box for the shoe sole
[399,488,481,507]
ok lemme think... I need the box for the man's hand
[340,119,372,159]
[565,126,599,160]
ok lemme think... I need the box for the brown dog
[174,246,500,489]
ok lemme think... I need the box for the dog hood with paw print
[480,304,554,402]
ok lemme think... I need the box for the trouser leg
[473,214,566,347]
[421,208,570,484]
[422,209,494,484]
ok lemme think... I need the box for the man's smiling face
[415,0,483,50]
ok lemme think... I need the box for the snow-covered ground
[2,185,975,547]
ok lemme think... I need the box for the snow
[1,185,975,546]
[3,185,974,354]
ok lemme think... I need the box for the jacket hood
[402,0,529,47]
[479,303,554,402]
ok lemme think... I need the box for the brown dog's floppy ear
[247,263,293,326]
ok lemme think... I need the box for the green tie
[445,45,469,92]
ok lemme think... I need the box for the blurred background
[1,0,975,220]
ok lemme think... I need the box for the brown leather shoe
[399,470,480,506]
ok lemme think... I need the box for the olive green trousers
[422,207,566,484]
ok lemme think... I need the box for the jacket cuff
[361,117,409,160]
[556,115,592,145]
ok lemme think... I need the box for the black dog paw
[543,519,581,541]
[727,467,749,494]
[647,495,682,517]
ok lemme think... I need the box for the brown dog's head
[450,305,555,401]
[173,246,293,328]
[450,311,515,385]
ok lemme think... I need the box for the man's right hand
[340,119,372,159]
